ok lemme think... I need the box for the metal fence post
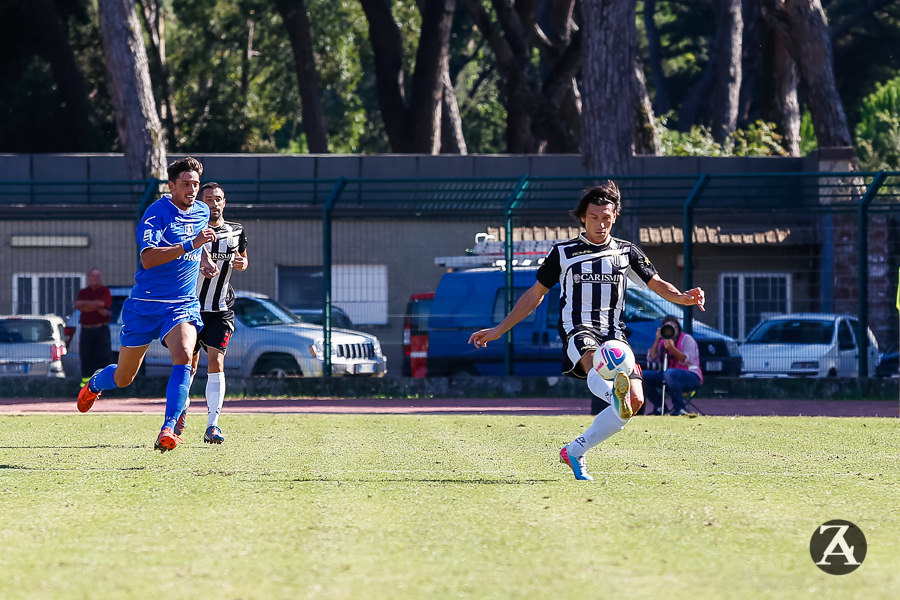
[503,176,530,376]
[322,177,347,377]
[858,170,886,378]
[682,173,709,334]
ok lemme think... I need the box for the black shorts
[194,310,235,354]
[561,327,642,381]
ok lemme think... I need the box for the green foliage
[854,75,900,171]
[658,116,788,157]
[1,414,899,598]
[799,110,818,156]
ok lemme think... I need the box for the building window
[276,264,388,325]
[13,273,84,318]
[719,272,791,340]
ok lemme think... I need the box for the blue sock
[163,365,193,431]
[89,364,118,393]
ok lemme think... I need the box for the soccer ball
[592,340,635,380]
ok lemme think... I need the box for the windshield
[292,309,354,329]
[0,319,53,343]
[745,319,834,344]
[624,287,679,321]
[234,297,303,327]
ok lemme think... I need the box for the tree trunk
[581,0,634,174]
[440,55,467,154]
[361,0,454,153]
[409,0,456,153]
[135,0,176,147]
[274,0,329,153]
[680,0,742,142]
[766,0,852,147]
[360,0,409,151]
[633,55,661,155]
[708,0,743,143]
[97,0,167,180]
[772,29,801,155]
[643,0,670,116]
[738,0,762,127]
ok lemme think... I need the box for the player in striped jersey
[469,181,705,480]
[180,182,248,444]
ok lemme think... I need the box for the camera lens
[660,323,676,339]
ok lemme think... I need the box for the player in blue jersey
[76,157,219,452]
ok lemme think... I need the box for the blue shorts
[119,298,204,348]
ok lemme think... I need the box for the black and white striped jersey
[536,234,658,340]
[197,221,247,312]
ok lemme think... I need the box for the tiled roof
[484,225,794,246]
[640,225,793,245]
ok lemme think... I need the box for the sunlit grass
[0,414,897,599]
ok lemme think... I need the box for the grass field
[1,413,898,599]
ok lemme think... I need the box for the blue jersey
[132,195,210,302]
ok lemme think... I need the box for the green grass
[1,413,899,599]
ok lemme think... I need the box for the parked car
[67,289,387,378]
[424,267,741,377]
[740,313,879,378]
[0,314,68,378]
[288,305,355,330]
[876,343,898,378]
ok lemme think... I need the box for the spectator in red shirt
[74,268,112,381]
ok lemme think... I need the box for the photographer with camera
[643,315,703,416]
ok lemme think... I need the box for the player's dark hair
[167,157,203,182]
[573,180,622,219]
[199,182,223,195]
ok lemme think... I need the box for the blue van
[426,267,741,377]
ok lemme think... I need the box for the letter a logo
[809,520,867,574]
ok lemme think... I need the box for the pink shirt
[654,332,703,383]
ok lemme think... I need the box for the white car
[68,289,387,378]
[740,313,879,378]
[0,314,68,378]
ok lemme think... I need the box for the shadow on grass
[254,476,558,484]
[0,464,147,471]
[0,444,147,449]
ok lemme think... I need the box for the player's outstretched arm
[647,275,706,311]
[469,281,550,348]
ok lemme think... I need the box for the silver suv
[0,314,68,378]
[67,289,387,378]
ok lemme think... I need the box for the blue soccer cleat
[559,446,593,481]
[204,425,225,444]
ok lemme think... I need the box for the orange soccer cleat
[154,427,183,452]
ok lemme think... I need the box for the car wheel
[253,354,302,378]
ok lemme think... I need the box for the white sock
[587,368,615,402]
[206,372,225,428]
[567,406,629,458]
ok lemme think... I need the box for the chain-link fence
[2,169,898,381]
